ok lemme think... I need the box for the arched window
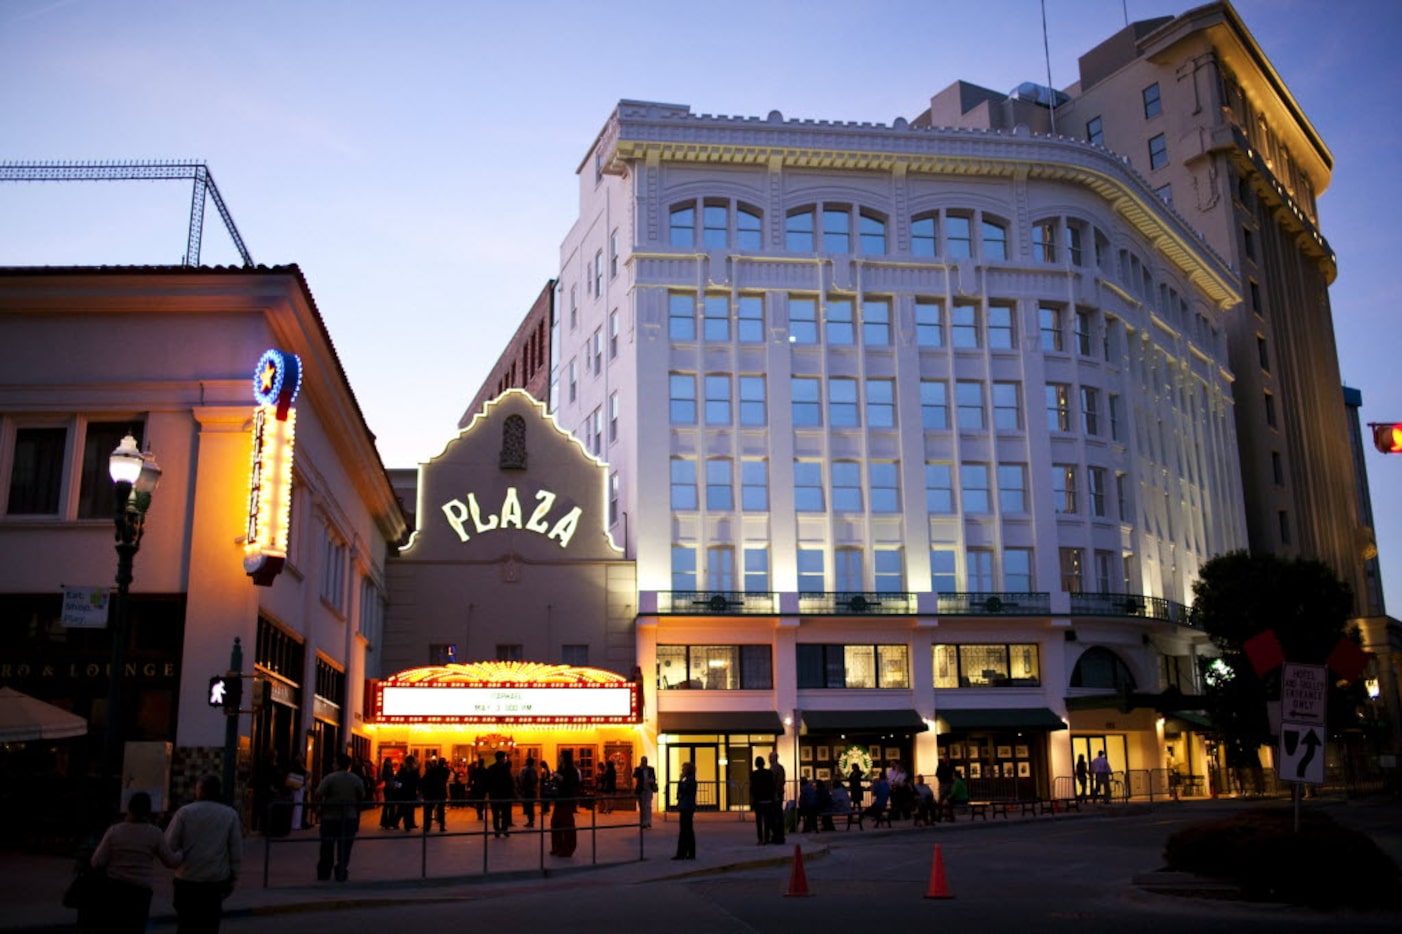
[500,415,527,470]
[1069,647,1136,690]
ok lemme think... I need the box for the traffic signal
[1372,422,1402,454]
[207,675,229,707]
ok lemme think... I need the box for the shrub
[1163,807,1402,909]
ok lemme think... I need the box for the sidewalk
[0,800,1116,931]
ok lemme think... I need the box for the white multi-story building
[547,91,1246,802]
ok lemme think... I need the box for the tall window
[737,208,763,250]
[955,381,984,430]
[1059,547,1084,593]
[321,533,348,612]
[1088,466,1107,517]
[703,295,730,341]
[834,548,863,591]
[609,472,619,525]
[1033,221,1057,263]
[609,310,619,358]
[866,379,895,428]
[739,375,766,426]
[706,458,733,510]
[875,550,903,592]
[1075,309,1092,356]
[590,408,603,454]
[672,545,697,590]
[703,204,728,249]
[921,380,949,430]
[786,209,815,251]
[1081,387,1100,435]
[862,298,891,345]
[859,212,887,254]
[704,375,731,424]
[930,548,957,593]
[961,463,990,513]
[1094,550,1116,591]
[707,544,736,589]
[609,392,619,442]
[982,220,1008,260]
[915,299,944,346]
[741,459,769,510]
[1086,115,1104,146]
[992,382,1020,431]
[794,461,825,511]
[967,548,994,591]
[987,303,1015,349]
[826,298,855,345]
[1052,464,1077,514]
[593,251,603,296]
[951,303,979,348]
[1039,305,1063,351]
[1142,82,1162,118]
[911,216,937,257]
[609,231,619,277]
[823,207,850,253]
[997,463,1027,512]
[797,548,825,592]
[1068,225,1085,266]
[669,373,696,424]
[946,215,972,258]
[1046,383,1072,432]
[568,359,577,402]
[78,421,140,518]
[738,295,764,343]
[828,377,859,427]
[792,377,822,426]
[669,206,695,247]
[669,293,695,340]
[670,457,697,509]
[744,547,770,592]
[831,461,863,512]
[925,463,954,513]
[592,328,603,374]
[1148,133,1168,170]
[790,296,818,344]
[1109,394,1122,441]
[1004,548,1033,591]
[869,461,900,512]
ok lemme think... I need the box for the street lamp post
[106,432,161,807]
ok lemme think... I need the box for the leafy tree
[1191,551,1359,751]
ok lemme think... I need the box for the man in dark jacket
[421,757,450,832]
[486,751,516,838]
[749,756,775,844]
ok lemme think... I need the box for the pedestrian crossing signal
[208,674,241,712]
[1372,422,1402,454]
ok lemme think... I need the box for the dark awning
[658,711,784,734]
[936,707,1067,732]
[1064,689,1211,715]
[1165,711,1213,730]
[801,709,928,733]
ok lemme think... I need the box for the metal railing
[797,591,917,615]
[935,592,1051,616]
[1068,592,1192,624]
[660,591,776,614]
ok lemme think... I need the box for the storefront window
[933,643,1040,687]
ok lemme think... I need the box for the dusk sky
[3,0,1400,611]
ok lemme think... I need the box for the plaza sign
[440,486,583,549]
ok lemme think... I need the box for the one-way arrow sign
[1278,720,1325,785]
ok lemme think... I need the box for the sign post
[1277,663,1327,831]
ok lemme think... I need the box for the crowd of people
[777,756,975,834]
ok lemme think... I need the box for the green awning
[1166,710,1213,730]
[658,711,784,734]
[801,709,929,733]
[936,707,1067,732]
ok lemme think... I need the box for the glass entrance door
[667,744,720,810]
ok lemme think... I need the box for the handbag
[62,868,105,911]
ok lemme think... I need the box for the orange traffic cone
[784,844,813,897]
[924,844,954,899]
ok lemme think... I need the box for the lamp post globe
[106,432,160,810]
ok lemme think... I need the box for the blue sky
[3,0,1400,611]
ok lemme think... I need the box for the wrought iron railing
[1069,592,1192,624]
[796,591,916,614]
[935,592,1051,616]
[660,591,776,614]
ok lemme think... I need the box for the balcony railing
[1069,592,1193,624]
[935,592,1051,616]
[660,591,776,614]
[797,591,916,615]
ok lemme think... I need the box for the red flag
[1327,636,1369,683]
[1242,629,1285,676]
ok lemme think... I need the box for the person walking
[91,791,182,934]
[767,752,786,844]
[1075,754,1090,802]
[421,757,450,832]
[517,756,539,828]
[1091,750,1113,803]
[633,755,657,829]
[672,760,697,860]
[748,756,774,844]
[549,751,582,857]
[165,774,242,934]
[313,752,366,882]
[485,750,515,838]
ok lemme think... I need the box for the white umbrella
[0,686,88,742]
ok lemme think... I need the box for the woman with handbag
[89,792,182,933]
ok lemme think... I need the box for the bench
[816,807,864,831]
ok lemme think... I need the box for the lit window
[1046,383,1072,432]
[1052,464,1078,514]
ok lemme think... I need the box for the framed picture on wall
[868,744,882,761]
[1017,761,1031,778]
[996,745,1012,759]
[801,747,813,762]
[948,743,963,759]
[817,768,831,781]
[968,762,981,779]
[965,745,981,760]
[1014,744,1030,759]
[884,747,900,762]
[817,746,830,762]
[800,766,813,780]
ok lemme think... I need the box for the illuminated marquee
[374,661,641,725]
[441,486,582,549]
[244,349,301,586]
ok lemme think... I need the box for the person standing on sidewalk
[421,757,450,832]
[633,755,657,829]
[165,774,241,934]
[518,756,539,828]
[313,753,367,882]
[748,756,774,844]
[672,761,697,860]
[767,752,786,844]
[549,750,581,857]
[1091,750,1113,803]
[91,791,182,934]
[486,750,515,838]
